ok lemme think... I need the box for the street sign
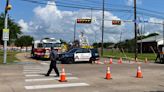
[112,20,121,25]
[77,19,92,24]
[3,29,9,41]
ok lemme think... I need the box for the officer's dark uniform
[45,48,60,77]
[155,48,160,63]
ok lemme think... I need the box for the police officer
[155,48,160,63]
[45,47,60,77]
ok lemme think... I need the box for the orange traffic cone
[118,57,122,64]
[105,66,112,80]
[104,59,107,64]
[109,58,113,64]
[59,66,67,82]
[144,57,148,63]
[136,65,143,78]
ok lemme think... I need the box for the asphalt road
[0,60,164,92]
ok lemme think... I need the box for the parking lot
[0,59,164,92]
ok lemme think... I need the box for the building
[137,35,164,53]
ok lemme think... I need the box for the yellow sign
[3,29,9,41]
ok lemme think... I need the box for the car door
[81,49,92,61]
[74,49,83,62]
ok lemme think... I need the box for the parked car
[59,48,99,64]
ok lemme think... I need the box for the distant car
[59,48,99,64]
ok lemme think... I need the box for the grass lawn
[103,49,156,62]
[0,50,19,64]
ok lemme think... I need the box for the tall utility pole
[3,0,9,64]
[140,24,143,54]
[134,0,138,60]
[74,20,76,42]
[120,30,122,43]
[163,21,164,49]
[101,0,105,56]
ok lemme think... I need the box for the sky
[0,0,164,44]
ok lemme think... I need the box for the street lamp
[3,0,12,64]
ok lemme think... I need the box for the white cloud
[18,19,29,32]
[142,17,163,35]
[126,0,142,6]
[149,17,163,23]
[18,1,124,43]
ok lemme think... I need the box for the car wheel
[67,58,74,64]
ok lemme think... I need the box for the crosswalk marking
[40,62,49,65]
[24,66,42,68]
[23,70,41,72]
[23,68,42,70]
[23,64,90,90]
[25,83,89,90]
[23,72,46,74]
[25,77,78,82]
[25,73,72,77]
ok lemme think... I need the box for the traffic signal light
[112,20,121,25]
[77,19,92,24]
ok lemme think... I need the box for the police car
[59,48,99,64]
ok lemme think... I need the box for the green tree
[15,35,34,51]
[92,42,114,48]
[0,13,22,45]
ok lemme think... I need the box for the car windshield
[37,43,43,48]
[53,43,61,47]
[43,43,53,48]
[68,48,79,53]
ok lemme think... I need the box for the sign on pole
[77,19,92,24]
[112,20,121,25]
[3,29,9,41]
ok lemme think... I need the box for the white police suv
[59,48,99,64]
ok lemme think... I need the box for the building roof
[137,35,163,43]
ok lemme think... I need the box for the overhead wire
[20,0,164,24]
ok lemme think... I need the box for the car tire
[67,58,74,64]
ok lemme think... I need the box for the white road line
[24,66,41,68]
[23,68,42,70]
[40,62,49,65]
[23,71,63,74]
[25,77,78,82]
[25,83,89,90]
[23,70,41,72]
[25,73,72,77]
[23,72,45,74]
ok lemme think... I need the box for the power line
[44,0,102,9]
[137,7,164,15]
[20,0,135,13]
[20,0,100,10]
[20,0,164,20]
[79,0,164,15]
